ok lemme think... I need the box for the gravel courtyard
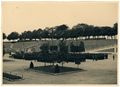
[3,53,117,84]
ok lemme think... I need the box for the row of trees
[3,23,118,41]
[40,41,85,53]
[11,40,108,68]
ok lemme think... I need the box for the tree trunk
[77,64,79,68]
[44,62,46,66]
[62,62,64,67]
[52,62,54,66]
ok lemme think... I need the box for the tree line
[3,23,118,41]
[12,40,108,68]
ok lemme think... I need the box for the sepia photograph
[2,1,118,84]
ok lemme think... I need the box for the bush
[70,41,85,52]
[54,64,60,73]
[40,43,49,54]
[50,46,58,52]
[12,52,24,59]
[79,41,85,52]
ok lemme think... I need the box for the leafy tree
[20,31,26,40]
[54,24,69,40]
[72,23,89,39]
[40,43,49,66]
[68,29,75,39]
[79,41,85,52]
[26,31,33,40]
[41,28,49,40]
[93,26,103,38]
[20,31,33,40]
[100,26,113,39]
[113,23,118,35]
[3,33,6,40]
[87,25,94,39]
[8,23,117,41]
[32,30,38,40]
[19,34,23,41]
[58,40,68,66]
[47,27,54,39]
[70,41,85,52]
[36,28,43,40]
[59,40,68,54]
[7,32,19,41]
[40,43,49,54]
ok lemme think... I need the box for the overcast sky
[2,1,118,35]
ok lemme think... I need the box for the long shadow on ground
[3,59,15,62]
[28,65,86,75]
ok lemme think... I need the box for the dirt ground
[3,53,117,84]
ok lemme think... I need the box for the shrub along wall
[12,52,108,65]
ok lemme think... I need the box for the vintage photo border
[0,0,119,87]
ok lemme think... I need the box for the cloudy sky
[2,1,118,35]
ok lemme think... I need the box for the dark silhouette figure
[54,64,60,73]
[113,55,115,61]
[29,62,34,69]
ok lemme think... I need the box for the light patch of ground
[97,48,114,52]
[3,54,117,84]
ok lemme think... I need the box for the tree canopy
[5,23,118,41]
[3,33,6,40]
[7,32,19,41]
